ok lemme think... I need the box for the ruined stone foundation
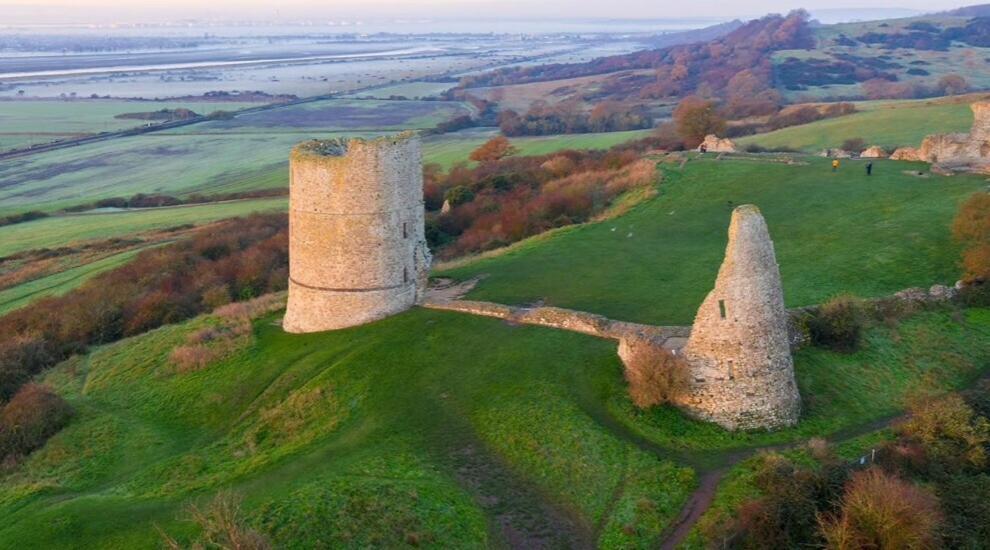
[678,205,801,430]
[283,132,431,333]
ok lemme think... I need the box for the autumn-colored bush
[819,468,942,550]
[720,453,848,549]
[841,137,866,154]
[673,95,727,148]
[0,214,288,400]
[622,339,690,409]
[808,294,864,352]
[0,384,73,465]
[161,491,271,550]
[469,136,518,162]
[901,393,990,472]
[954,192,990,282]
[427,147,657,258]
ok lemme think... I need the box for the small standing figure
[866,162,873,176]
[832,159,840,172]
[699,143,708,154]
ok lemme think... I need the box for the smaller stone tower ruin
[283,132,431,333]
[892,101,990,171]
[678,205,801,430]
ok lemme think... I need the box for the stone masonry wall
[679,205,801,430]
[283,132,431,333]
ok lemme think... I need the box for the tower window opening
[403,222,408,239]
[718,300,726,319]
[403,267,409,283]
[728,360,735,380]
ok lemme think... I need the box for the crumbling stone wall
[283,132,431,333]
[678,205,801,430]
[895,101,990,172]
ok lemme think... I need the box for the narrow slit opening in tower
[718,299,726,319]
[728,360,734,380]
[403,222,408,239]
[403,267,409,283]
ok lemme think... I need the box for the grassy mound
[737,98,975,152]
[0,307,692,548]
[439,156,982,325]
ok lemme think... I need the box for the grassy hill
[0,306,695,548]
[3,289,990,547]
[737,96,983,152]
[439,155,982,326]
[3,150,990,547]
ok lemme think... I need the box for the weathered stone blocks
[283,132,431,333]
[678,205,801,430]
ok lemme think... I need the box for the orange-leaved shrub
[0,213,288,400]
[621,339,690,409]
[0,383,73,467]
[953,192,990,282]
[428,150,657,259]
[819,468,942,550]
[170,294,285,373]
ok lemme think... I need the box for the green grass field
[0,198,286,257]
[0,99,257,151]
[0,246,160,315]
[3,299,988,547]
[4,146,990,546]
[0,307,694,548]
[0,128,650,216]
[439,156,982,326]
[737,99,976,152]
[423,129,653,169]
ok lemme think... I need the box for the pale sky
[0,0,980,22]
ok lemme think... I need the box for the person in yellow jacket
[832,159,840,172]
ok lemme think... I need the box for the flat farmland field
[0,99,258,151]
[423,129,653,168]
[0,197,286,257]
[164,98,473,134]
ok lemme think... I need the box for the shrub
[622,339,690,409]
[0,384,73,464]
[673,95,727,148]
[161,491,270,550]
[808,294,863,352]
[819,468,942,550]
[443,186,475,207]
[901,393,990,472]
[937,473,990,548]
[727,453,848,549]
[469,136,518,163]
[841,137,866,153]
[0,214,288,401]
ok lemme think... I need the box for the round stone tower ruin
[283,132,431,333]
[678,205,801,430]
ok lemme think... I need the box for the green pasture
[440,155,981,325]
[423,129,653,169]
[0,308,694,548]
[0,99,257,151]
[0,197,286,257]
[3,298,989,547]
[738,99,975,152]
[0,246,158,315]
[0,128,649,216]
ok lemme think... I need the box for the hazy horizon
[0,0,981,26]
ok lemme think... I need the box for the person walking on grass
[832,159,840,172]
[866,161,873,176]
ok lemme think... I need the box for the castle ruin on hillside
[676,205,801,430]
[890,101,990,173]
[283,132,431,333]
[282,134,800,430]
